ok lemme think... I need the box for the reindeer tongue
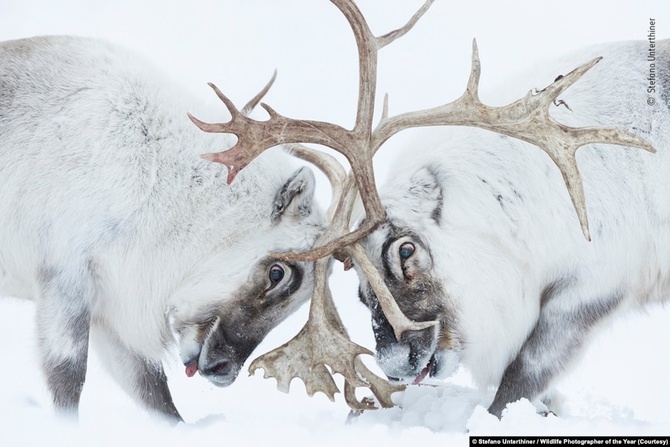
[185,361,199,378]
[412,365,430,385]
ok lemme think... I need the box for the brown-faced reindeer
[187,0,662,417]
[0,37,326,421]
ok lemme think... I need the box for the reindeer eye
[268,264,285,288]
[399,242,415,261]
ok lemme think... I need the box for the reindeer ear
[407,167,443,224]
[271,167,316,222]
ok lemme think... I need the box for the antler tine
[377,0,435,49]
[381,93,390,121]
[330,0,377,136]
[466,39,482,102]
[241,70,278,116]
[333,0,434,130]
[348,356,406,409]
[191,71,279,175]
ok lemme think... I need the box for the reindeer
[185,0,665,419]
[0,35,326,421]
[354,39,670,417]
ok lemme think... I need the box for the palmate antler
[190,0,656,410]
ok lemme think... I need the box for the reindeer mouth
[185,357,199,377]
[412,354,437,385]
[183,353,239,386]
[385,353,438,384]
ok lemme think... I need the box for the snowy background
[1,0,669,445]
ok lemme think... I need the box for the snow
[2,295,670,444]
[1,0,669,445]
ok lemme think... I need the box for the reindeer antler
[191,0,656,411]
[189,0,438,259]
[370,40,655,240]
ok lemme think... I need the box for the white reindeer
[354,39,670,416]
[0,35,325,421]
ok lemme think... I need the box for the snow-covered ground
[1,0,669,445]
[2,288,670,445]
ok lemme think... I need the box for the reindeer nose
[201,358,234,377]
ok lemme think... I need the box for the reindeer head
[168,160,325,387]
[354,167,464,383]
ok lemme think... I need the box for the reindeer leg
[92,330,182,422]
[36,265,95,418]
[488,280,623,418]
[133,359,182,422]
